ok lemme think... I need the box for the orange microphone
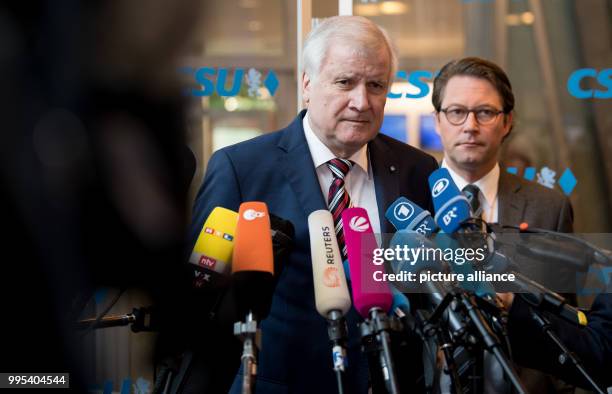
[231,201,274,394]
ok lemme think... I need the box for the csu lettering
[388,70,436,99]
[567,68,612,99]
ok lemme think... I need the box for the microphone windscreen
[385,196,438,235]
[189,206,238,274]
[428,168,470,233]
[342,207,392,318]
[232,202,274,274]
[308,210,351,317]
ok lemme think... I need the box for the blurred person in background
[0,1,201,390]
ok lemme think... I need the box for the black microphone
[483,250,588,326]
[502,223,612,268]
[389,230,467,339]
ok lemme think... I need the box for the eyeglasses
[440,106,505,125]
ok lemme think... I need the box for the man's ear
[302,72,311,104]
[502,111,513,138]
[434,112,442,136]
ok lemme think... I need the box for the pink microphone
[341,207,392,317]
[341,207,400,394]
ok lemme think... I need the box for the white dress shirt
[442,160,500,223]
[303,113,381,234]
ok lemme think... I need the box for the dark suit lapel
[498,171,526,226]
[370,137,399,234]
[277,110,327,216]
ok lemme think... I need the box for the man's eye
[449,109,466,116]
[336,80,349,86]
[478,109,495,117]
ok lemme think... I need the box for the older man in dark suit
[189,16,438,394]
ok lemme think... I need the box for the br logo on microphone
[349,216,370,232]
[243,209,265,221]
[442,207,458,226]
[432,178,449,198]
[322,267,341,288]
[393,202,414,222]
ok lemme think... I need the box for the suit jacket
[508,293,612,388]
[497,170,585,392]
[498,170,573,232]
[189,110,439,394]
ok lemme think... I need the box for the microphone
[389,230,467,338]
[189,207,239,289]
[428,168,471,233]
[503,223,612,269]
[484,251,588,326]
[308,210,351,393]
[231,201,274,394]
[342,207,399,394]
[270,213,295,276]
[427,169,496,295]
[385,196,438,235]
[342,208,393,315]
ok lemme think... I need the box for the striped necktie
[326,158,354,260]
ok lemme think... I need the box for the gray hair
[302,16,398,87]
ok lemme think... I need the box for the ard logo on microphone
[432,178,449,198]
[349,216,370,232]
[322,267,341,288]
[393,202,414,221]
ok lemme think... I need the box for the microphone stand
[457,293,527,394]
[234,311,259,394]
[75,307,155,332]
[327,310,347,394]
[360,307,399,394]
[528,308,606,394]
[419,294,463,394]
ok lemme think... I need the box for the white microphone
[309,210,351,316]
[308,210,351,394]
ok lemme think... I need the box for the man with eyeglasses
[432,57,576,393]
[433,57,572,232]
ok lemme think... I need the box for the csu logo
[567,68,611,99]
[349,216,370,232]
[180,67,279,97]
[393,202,414,221]
[432,179,450,198]
[388,70,435,99]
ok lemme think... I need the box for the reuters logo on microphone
[349,216,369,232]
[322,267,341,288]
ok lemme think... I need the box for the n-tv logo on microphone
[349,216,370,232]
[432,178,449,198]
[393,202,414,222]
[199,256,217,269]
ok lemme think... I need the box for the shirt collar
[303,112,370,178]
[441,160,500,207]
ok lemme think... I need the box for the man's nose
[349,84,371,112]
[462,111,479,131]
